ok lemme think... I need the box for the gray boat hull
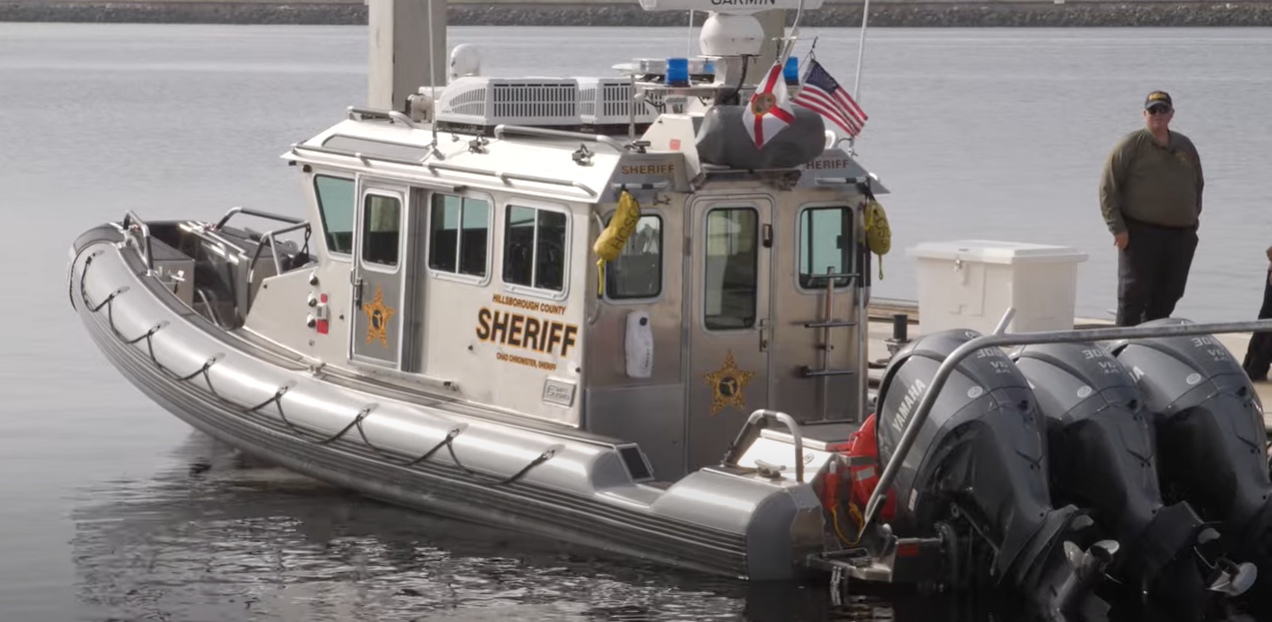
[67,223,824,582]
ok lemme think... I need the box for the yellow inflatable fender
[594,188,642,294]
[862,197,891,280]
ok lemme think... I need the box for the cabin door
[685,196,774,472]
[349,177,412,369]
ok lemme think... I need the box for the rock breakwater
[2,1,1271,27]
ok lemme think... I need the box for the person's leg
[1258,269,1272,319]
[1145,227,1198,322]
[1116,224,1156,326]
[1244,270,1272,381]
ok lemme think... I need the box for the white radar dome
[449,44,482,83]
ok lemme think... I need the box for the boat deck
[864,299,1272,433]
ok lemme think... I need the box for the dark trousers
[1115,220,1198,327]
[1242,270,1272,380]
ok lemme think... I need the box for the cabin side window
[314,175,355,256]
[428,193,490,279]
[604,213,662,300]
[502,205,568,293]
[360,193,401,269]
[798,206,853,289]
[704,208,757,330]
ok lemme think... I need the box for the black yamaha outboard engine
[1012,341,1253,621]
[1109,318,1269,606]
[875,329,1116,621]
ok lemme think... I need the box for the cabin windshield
[314,174,355,256]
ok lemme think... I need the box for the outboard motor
[1012,341,1253,621]
[1109,318,1270,607]
[875,329,1116,621]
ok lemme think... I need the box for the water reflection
[69,432,1256,622]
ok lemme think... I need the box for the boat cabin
[237,66,888,481]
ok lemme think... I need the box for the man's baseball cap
[1145,90,1173,110]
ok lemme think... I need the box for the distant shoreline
[3,1,1272,27]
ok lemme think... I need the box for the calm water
[2,22,1271,621]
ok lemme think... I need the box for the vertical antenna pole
[781,0,809,64]
[687,10,694,57]
[427,0,439,147]
[847,0,871,154]
[852,0,871,101]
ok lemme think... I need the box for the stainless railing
[347,106,417,129]
[858,309,1272,539]
[213,206,305,231]
[723,409,807,483]
[493,124,626,151]
[210,207,312,310]
[121,210,154,274]
[114,207,313,316]
[425,161,597,197]
[289,143,460,176]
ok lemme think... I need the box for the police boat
[63,0,1272,617]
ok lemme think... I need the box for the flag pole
[848,0,871,153]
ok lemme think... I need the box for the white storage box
[907,240,1088,336]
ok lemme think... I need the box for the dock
[864,298,1272,433]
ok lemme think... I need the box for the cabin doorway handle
[758,318,770,352]
[353,276,364,305]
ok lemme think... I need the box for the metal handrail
[213,206,305,231]
[292,144,422,168]
[501,171,597,197]
[198,228,249,256]
[858,312,1272,539]
[347,106,416,129]
[493,124,625,151]
[426,161,597,197]
[247,221,311,281]
[289,144,461,188]
[813,176,870,186]
[242,220,311,312]
[295,143,423,167]
[121,210,154,273]
[724,409,807,483]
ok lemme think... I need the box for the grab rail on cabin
[813,176,871,186]
[493,124,625,151]
[121,210,154,274]
[720,409,807,484]
[291,143,424,168]
[289,144,462,189]
[425,161,597,197]
[347,106,417,129]
[859,312,1272,541]
[241,220,312,311]
[212,206,306,232]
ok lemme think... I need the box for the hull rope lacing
[72,246,559,488]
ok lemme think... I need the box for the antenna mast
[852,0,872,100]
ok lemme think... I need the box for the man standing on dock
[1098,91,1205,327]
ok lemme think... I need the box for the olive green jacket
[1098,128,1204,234]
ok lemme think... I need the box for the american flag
[791,59,868,138]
